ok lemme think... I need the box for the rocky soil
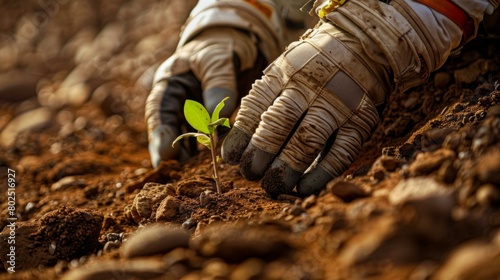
[1,1,500,279]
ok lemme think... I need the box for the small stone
[408,149,456,176]
[106,233,121,242]
[103,240,121,253]
[156,195,182,221]
[191,224,291,262]
[380,156,402,172]
[328,181,369,202]
[389,177,452,205]
[121,225,189,258]
[182,218,198,231]
[51,176,87,192]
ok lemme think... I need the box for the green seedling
[172,97,231,194]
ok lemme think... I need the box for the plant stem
[210,134,222,194]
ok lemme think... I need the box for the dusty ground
[1,1,500,279]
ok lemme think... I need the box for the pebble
[51,176,87,192]
[191,224,291,262]
[121,225,189,258]
[61,259,166,280]
[0,107,53,147]
[407,149,456,176]
[328,180,369,202]
[156,195,182,221]
[389,177,452,205]
[182,218,198,231]
[103,240,121,253]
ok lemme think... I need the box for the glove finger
[297,95,379,196]
[149,125,182,168]
[222,66,286,164]
[238,87,309,181]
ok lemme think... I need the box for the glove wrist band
[414,0,474,46]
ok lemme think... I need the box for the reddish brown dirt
[1,1,500,279]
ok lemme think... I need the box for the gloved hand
[222,20,389,198]
[222,0,498,198]
[145,27,265,168]
[144,0,293,168]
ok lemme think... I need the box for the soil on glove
[1,1,500,279]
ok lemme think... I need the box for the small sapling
[172,97,230,194]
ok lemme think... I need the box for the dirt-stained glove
[222,0,498,197]
[145,0,289,168]
[145,28,264,168]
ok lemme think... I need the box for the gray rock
[121,225,189,258]
[389,177,452,205]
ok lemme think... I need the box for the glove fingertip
[261,159,302,198]
[221,127,251,165]
[297,167,334,197]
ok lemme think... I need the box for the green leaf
[211,97,230,123]
[197,136,211,149]
[172,132,210,148]
[208,117,230,130]
[184,100,210,134]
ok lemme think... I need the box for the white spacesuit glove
[145,0,297,168]
[222,0,498,197]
